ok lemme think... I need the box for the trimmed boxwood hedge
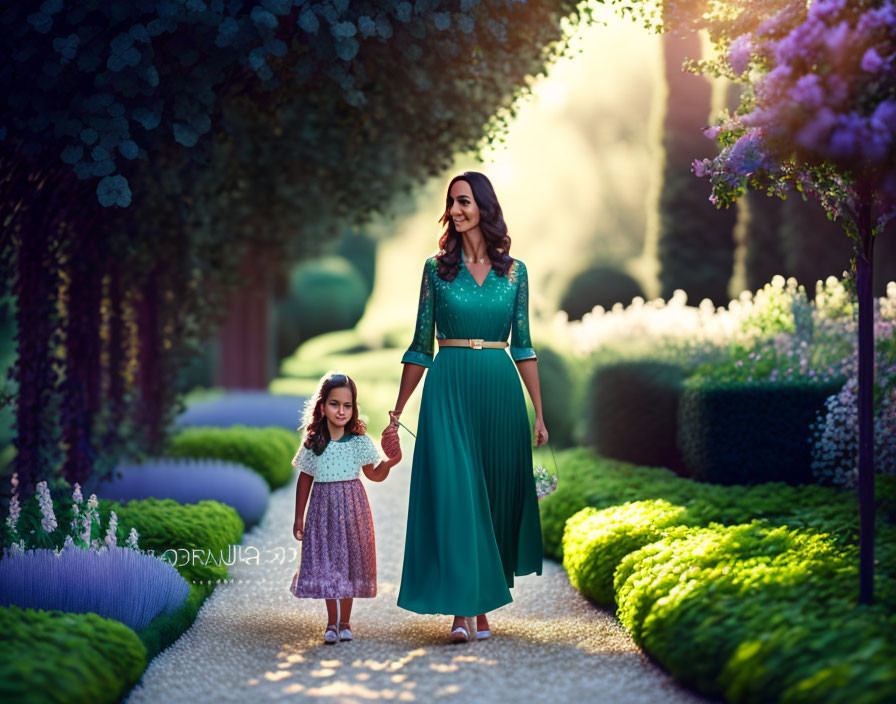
[97,496,244,585]
[612,521,895,702]
[167,425,298,490]
[585,360,687,474]
[550,449,896,704]
[677,377,844,484]
[0,605,147,704]
[538,447,885,560]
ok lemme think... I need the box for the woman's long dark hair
[436,171,513,281]
[299,371,367,456]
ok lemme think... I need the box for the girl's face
[448,180,480,234]
[323,385,353,430]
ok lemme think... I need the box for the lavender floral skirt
[291,478,377,599]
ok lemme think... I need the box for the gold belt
[437,338,509,350]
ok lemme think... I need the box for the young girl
[291,372,401,644]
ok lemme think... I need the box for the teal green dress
[397,256,543,616]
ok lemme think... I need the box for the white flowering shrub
[549,275,896,485]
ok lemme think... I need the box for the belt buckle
[470,338,484,349]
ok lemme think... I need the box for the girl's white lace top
[292,433,383,482]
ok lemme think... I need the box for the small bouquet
[533,463,558,500]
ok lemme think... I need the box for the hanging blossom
[693,0,896,227]
[72,482,83,504]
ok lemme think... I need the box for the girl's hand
[534,417,549,447]
[293,518,304,541]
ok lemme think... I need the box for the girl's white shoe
[339,625,353,641]
[324,625,339,644]
[476,629,491,640]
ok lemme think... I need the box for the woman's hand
[534,416,549,447]
[381,412,402,460]
[293,517,304,541]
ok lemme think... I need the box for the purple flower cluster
[696,0,896,215]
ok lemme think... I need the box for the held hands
[534,416,549,447]
[381,410,402,461]
[293,517,304,541]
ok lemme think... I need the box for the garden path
[125,438,714,703]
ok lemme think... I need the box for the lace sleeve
[510,260,537,362]
[355,434,382,467]
[401,258,436,367]
[292,445,315,477]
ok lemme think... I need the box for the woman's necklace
[462,251,488,264]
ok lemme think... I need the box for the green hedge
[98,496,244,585]
[167,425,297,490]
[540,448,893,559]
[559,265,645,320]
[585,360,687,474]
[613,522,895,702]
[552,450,896,703]
[136,581,215,661]
[562,500,693,605]
[533,345,576,448]
[0,605,147,704]
[678,377,844,484]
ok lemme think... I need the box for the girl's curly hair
[436,171,513,281]
[299,371,367,456]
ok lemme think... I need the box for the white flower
[6,494,20,532]
[80,511,92,545]
[86,493,98,511]
[36,480,58,533]
[72,482,83,504]
[104,511,118,548]
[126,527,140,550]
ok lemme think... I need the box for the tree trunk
[743,191,785,292]
[215,250,274,390]
[855,196,875,605]
[11,169,66,499]
[137,267,164,454]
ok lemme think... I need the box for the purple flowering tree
[687,0,895,603]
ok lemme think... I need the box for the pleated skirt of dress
[291,478,377,599]
[397,347,543,617]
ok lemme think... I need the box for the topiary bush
[539,447,872,561]
[99,458,270,529]
[562,500,693,606]
[167,425,298,490]
[678,376,844,484]
[559,265,645,320]
[335,227,377,294]
[585,360,687,474]
[275,256,369,361]
[612,521,896,702]
[532,345,576,448]
[0,604,147,704]
[97,496,244,586]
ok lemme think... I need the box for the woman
[381,171,548,642]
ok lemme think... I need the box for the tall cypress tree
[656,23,738,305]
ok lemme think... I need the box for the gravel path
[126,444,714,703]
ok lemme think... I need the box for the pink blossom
[794,107,837,152]
[729,34,754,75]
[789,74,824,111]
[703,125,722,140]
[692,158,709,177]
[861,47,884,72]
